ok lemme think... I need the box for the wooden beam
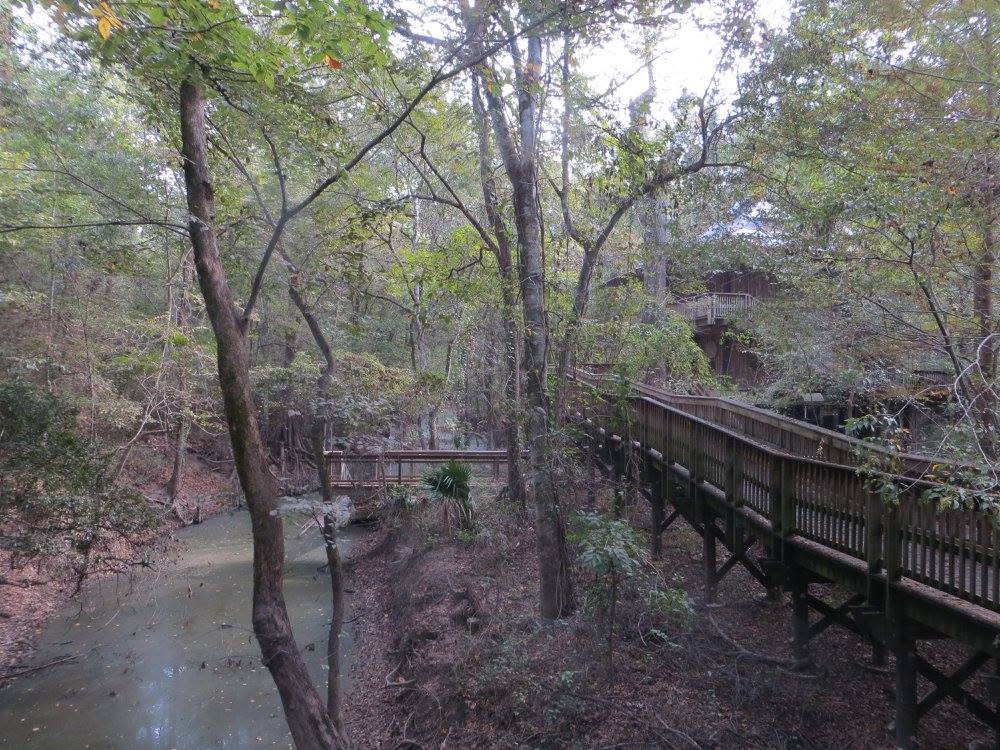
[714,536,757,583]
[805,593,866,640]
[914,652,996,726]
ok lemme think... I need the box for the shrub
[572,512,693,674]
[387,484,413,510]
[0,380,154,572]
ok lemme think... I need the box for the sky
[17,0,791,135]
[577,0,792,124]
[18,0,791,112]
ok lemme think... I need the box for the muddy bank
[0,507,364,749]
[346,497,993,749]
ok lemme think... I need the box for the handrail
[325,449,512,461]
[324,449,514,486]
[573,369,968,480]
[677,292,756,324]
[572,375,1000,613]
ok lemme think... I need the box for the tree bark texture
[179,80,347,750]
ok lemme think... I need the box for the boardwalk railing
[632,394,1000,611]
[677,292,756,325]
[571,375,1000,624]
[580,371,966,479]
[325,449,510,487]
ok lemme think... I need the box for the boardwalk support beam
[915,652,997,726]
[893,623,918,750]
[649,464,665,559]
[702,505,718,603]
[791,568,811,663]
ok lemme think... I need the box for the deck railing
[574,377,1000,614]
[325,449,511,486]
[576,370,963,479]
[677,292,756,325]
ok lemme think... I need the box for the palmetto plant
[422,460,474,532]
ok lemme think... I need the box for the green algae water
[0,506,364,749]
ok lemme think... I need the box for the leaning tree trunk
[288,279,347,732]
[179,79,347,750]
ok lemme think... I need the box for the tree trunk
[179,79,346,750]
[470,77,527,509]
[467,3,574,619]
[323,513,345,730]
[313,412,344,731]
[166,411,189,503]
[506,35,575,620]
[428,407,439,449]
[501,280,528,508]
[287,277,347,734]
[167,251,192,510]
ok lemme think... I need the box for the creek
[0,504,364,749]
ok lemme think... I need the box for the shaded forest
[0,0,997,748]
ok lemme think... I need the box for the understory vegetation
[0,0,996,746]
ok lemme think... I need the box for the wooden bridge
[325,449,509,490]
[572,372,1000,748]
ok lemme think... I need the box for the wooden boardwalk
[572,372,1000,748]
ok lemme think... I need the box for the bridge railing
[576,370,961,480]
[325,449,510,486]
[577,385,1000,613]
[677,292,756,325]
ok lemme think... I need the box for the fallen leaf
[324,54,342,70]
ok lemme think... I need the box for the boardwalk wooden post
[690,424,717,602]
[893,622,918,750]
[764,456,786,599]
[663,411,674,514]
[790,565,811,664]
[780,458,795,543]
[885,506,901,615]
[650,462,665,559]
[727,437,743,552]
[993,657,1000,747]
[586,422,598,505]
[882,505,918,749]
[865,494,883,599]
[702,501,717,602]
[665,409,673,467]
[611,436,626,516]
[768,456,784,558]
[863,493,888,664]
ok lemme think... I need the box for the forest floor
[345,476,995,749]
[0,437,234,677]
